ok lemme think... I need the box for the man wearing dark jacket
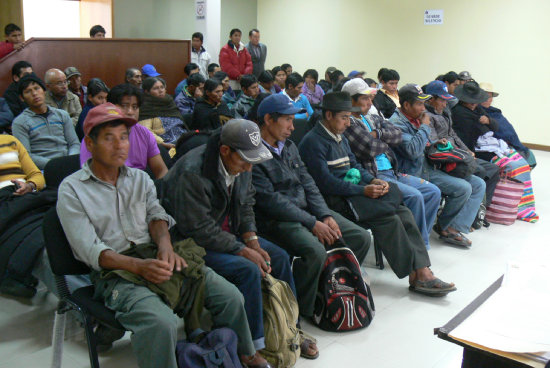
[251,94,371,317]
[372,68,400,118]
[161,119,305,367]
[3,60,33,117]
[299,92,456,297]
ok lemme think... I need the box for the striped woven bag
[485,175,525,225]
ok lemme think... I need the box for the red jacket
[219,41,253,80]
[0,42,14,59]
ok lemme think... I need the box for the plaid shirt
[344,114,402,176]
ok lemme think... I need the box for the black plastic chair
[43,154,81,189]
[289,118,310,145]
[43,207,124,368]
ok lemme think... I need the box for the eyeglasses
[51,80,68,87]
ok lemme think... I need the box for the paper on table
[450,262,550,354]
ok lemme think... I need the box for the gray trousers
[93,266,255,368]
[357,205,431,278]
[260,210,371,317]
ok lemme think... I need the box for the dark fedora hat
[320,91,360,112]
[453,81,489,104]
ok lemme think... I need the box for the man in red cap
[57,103,254,368]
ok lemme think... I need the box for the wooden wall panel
[0,38,190,95]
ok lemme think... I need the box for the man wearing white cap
[342,79,441,250]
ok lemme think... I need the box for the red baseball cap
[83,103,137,137]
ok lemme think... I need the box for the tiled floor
[1,150,547,368]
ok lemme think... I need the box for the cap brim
[147,72,161,77]
[439,93,454,100]
[414,93,432,101]
[237,145,273,164]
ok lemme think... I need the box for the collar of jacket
[313,121,342,143]
[202,132,224,182]
[227,40,244,52]
[23,105,51,118]
[424,103,452,120]
[192,46,206,54]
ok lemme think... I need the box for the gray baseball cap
[220,119,273,164]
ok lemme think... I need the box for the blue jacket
[174,88,196,116]
[481,105,528,153]
[298,122,374,197]
[280,91,313,121]
[12,107,80,169]
[75,101,94,140]
[388,109,432,177]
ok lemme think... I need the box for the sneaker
[0,276,37,298]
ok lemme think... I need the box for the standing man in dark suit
[246,29,267,78]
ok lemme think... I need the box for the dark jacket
[372,91,397,119]
[344,114,401,177]
[191,98,234,132]
[451,103,499,161]
[245,42,267,77]
[298,122,374,197]
[3,82,27,118]
[481,105,528,154]
[75,101,94,140]
[425,104,469,151]
[0,98,14,132]
[160,133,256,254]
[252,139,331,230]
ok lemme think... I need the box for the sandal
[409,278,457,297]
[439,230,471,248]
[298,329,319,360]
[300,338,319,360]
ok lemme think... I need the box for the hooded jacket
[219,41,253,80]
[160,132,257,254]
[11,107,80,169]
[424,103,469,152]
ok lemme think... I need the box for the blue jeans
[203,237,295,351]
[378,170,441,249]
[422,167,486,233]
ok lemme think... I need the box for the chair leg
[374,242,384,270]
[50,310,66,368]
[80,311,101,368]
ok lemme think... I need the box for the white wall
[23,0,80,38]
[258,0,550,146]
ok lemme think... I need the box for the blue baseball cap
[348,70,365,78]
[425,80,454,100]
[257,94,306,119]
[141,64,161,77]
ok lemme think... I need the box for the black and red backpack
[313,241,375,332]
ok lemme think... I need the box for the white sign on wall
[196,0,206,20]
[424,9,443,25]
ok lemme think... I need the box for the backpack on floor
[260,274,301,368]
[176,328,242,368]
[313,242,375,332]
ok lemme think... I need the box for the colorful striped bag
[485,176,525,225]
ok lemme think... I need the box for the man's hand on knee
[136,259,173,284]
[237,247,270,277]
[312,221,339,246]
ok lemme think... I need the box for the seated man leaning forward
[161,119,319,366]
[389,84,486,247]
[341,78,441,250]
[57,103,255,368]
[298,92,456,297]
[251,94,371,318]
